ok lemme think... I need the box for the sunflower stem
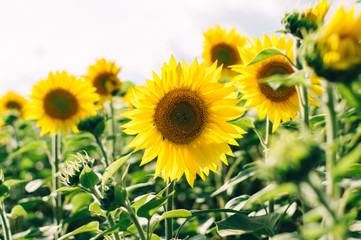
[165,180,175,240]
[325,82,338,198]
[265,117,274,213]
[51,134,62,239]
[125,199,146,240]
[110,100,117,161]
[295,39,310,131]
[106,212,121,240]
[94,135,111,168]
[0,201,12,240]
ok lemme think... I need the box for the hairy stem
[51,134,61,239]
[0,201,12,240]
[165,180,175,240]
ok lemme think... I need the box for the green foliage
[79,165,100,189]
[215,212,281,237]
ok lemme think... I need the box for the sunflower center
[257,61,296,102]
[44,89,79,119]
[154,88,207,145]
[5,101,21,110]
[94,73,117,95]
[211,43,239,67]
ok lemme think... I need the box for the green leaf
[188,236,207,240]
[225,195,250,211]
[216,213,281,237]
[151,234,161,240]
[0,185,10,199]
[11,205,27,216]
[231,118,255,129]
[3,179,27,187]
[102,153,132,185]
[138,193,173,220]
[58,221,100,240]
[90,212,131,240]
[260,70,306,88]
[334,144,361,179]
[159,209,192,221]
[211,166,257,197]
[93,121,105,137]
[246,48,294,67]
[132,193,154,214]
[89,202,106,217]
[52,186,80,194]
[25,179,43,193]
[80,165,100,189]
[8,141,47,160]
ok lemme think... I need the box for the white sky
[0,0,347,96]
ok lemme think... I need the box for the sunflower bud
[282,12,318,39]
[100,185,127,211]
[77,115,105,138]
[264,131,323,184]
[303,5,361,83]
[61,152,94,187]
[4,112,19,126]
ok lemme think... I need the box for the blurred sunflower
[0,91,27,117]
[202,25,247,80]
[25,71,99,136]
[123,86,138,109]
[122,56,246,187]
[282,0,331,38]
[232,34,322,132]
[84,58,121,103]
[304,5,361,83]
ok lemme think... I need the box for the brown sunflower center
[257,61,296,102]
[94,73,118,95]
[211,43,239,67]
[154,88,207,145]
[6,101,21,110]
[44,89,79,119]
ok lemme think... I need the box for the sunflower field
[1,0,361,239]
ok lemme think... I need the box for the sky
[0,0,349,96]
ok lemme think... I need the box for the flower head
[304,5,361,82]
[202,25,247,80]
[25,71,99,136]
[0,91,27,117]
[282,0,331,39]
[122,56,246,187]
[84,58,121,103]
[232,34,321,132]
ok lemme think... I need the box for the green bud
[282,12,319,39]
[61,152,94,187]
[264,131,323,184]
[303,34,361,83]
[77,115,105,137]
[100,185,127,211]
[4,113,19,126]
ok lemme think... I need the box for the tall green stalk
[51,134,61,240]
[165,180,175,240]
[110,100,117,161]
[265,117,274,213]
[325,82,338,198]
[94,135,111,168]
[0,201,12,240]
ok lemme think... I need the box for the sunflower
[122,56,246,187]
[202,25,247,79]
[123,86,138,109]
[232,34,322,132]
[304,0,331,23]
[0,91,27,117]
[83,58,121,103]
[25,71,99,136]
[282,0,331,38]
